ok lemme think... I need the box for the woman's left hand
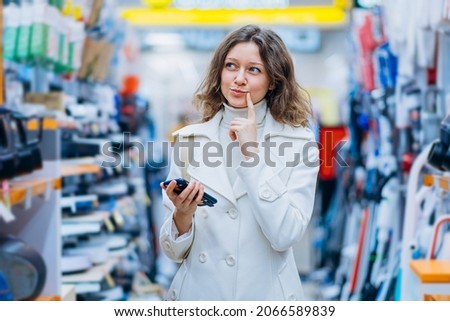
[229,93,259,160]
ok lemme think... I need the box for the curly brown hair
[193,24,312,127]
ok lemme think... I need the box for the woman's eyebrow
[226,57,264,66]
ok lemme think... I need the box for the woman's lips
[230,88,249,96]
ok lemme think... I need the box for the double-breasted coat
[160,107,319,300]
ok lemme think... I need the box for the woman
[160,24,319,300]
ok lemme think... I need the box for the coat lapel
[188,148,237,207]
[174,111,237,206]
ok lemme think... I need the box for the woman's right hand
[160,180,204,235]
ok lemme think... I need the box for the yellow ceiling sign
[333,0,353,9]
[141,0,173,8]
[120,6,348,28]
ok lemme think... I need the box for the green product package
[4,28,19,61]
[16,5,33,62]
[30,23,48,61]
[55,15,69,74]
[66,41,75,72]
[3,5,20,61]
[30,2,50,65]
[46,5,61,67]
[68,20,85,73]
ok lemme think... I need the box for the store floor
[128,288,319,301]
[126,276,322,301]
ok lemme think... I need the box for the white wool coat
[160,109,319,300]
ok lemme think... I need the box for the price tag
[112,210,124,227]
[0,201,15,223]
[102,269,115,288]
[104,217,115,232]
[1,180,14,222]
[2,180,11,208]
[44,180,52,201]
[24,187,32,210]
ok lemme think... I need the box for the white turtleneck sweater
[219,99,268,186]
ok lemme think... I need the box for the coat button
[261,188,273,199]
[170,290,178,300]
[226,255,236,266]
[201,209,208,219]
[199,252,207,263]
[164,241,171,251]
[227,208,238,219]
[287,294,296,301]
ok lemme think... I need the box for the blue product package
[0,271,13,301]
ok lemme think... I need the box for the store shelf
[0,178,61,206]
[410,260,450,300]
[61,164,101,177]
[62,257,119,284]
[410,260,450,283]
[424,294,450,301]
[62,210,111,223]
[61,222,102,237]
[26,118,77,131]
[34,295,61,301]
[423,174,450,191]
[61,194,98,215]
[56,120,77,129]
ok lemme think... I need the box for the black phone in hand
[162,178,218,207]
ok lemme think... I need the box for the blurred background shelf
[61,164,101,177]
[1,178,61,206]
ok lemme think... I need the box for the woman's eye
[249,67,261,73]
[225,62,237,69]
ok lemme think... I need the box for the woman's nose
[234,69,247,85]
